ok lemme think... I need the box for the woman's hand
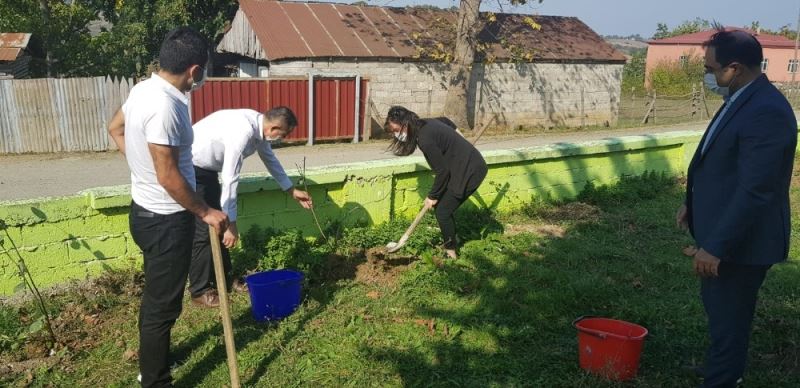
[424,197,438,209]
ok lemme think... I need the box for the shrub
[647,55,705,96]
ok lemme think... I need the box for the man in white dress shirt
[107,27,229,387]
[189,106,313,307]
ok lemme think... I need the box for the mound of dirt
[355,247,413,285]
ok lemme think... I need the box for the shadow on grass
[362,175,800,387]
[173,253,362,387]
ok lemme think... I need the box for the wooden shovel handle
[398,205,429,243]
[210,225,241,388]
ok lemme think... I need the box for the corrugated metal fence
[190,77,369,143]
[0,76,132,154]
[0,75,368,154]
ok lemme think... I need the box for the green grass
[2,171,799,387]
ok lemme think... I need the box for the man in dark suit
[676,28,797,387]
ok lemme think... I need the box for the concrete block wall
[269,60,623,129]
[0,131,701,295]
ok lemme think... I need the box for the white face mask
[265,135,282,145]
[394,131,407,142]
[190,67,207,91]
[704,73,729,97]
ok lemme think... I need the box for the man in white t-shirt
[107,27,228,388]
[189,107,313,307]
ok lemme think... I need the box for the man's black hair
[158,27,209,74]
[703,25,763,69]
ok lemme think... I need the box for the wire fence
[618,83,800,129]
[618,84,724,128]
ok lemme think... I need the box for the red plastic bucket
[573,316,648,381]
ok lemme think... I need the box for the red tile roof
[0,33,31,61]
[238,0,625,63]
[648,28,795,49]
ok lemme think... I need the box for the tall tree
[652,18,711,40]
[442,0,542,129]
[441,0,482,129]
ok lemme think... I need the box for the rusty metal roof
[237,0,625,63]
[649,28,795,49]
[0,33,32,61]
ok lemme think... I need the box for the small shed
[0,33,33,79]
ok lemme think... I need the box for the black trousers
[700,262,770,388]
[434,169,486,250]
[189,166,232,298]
[130,201,195,388]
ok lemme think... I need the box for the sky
[318,0,800,38]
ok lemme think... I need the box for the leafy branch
[0,220,58,346]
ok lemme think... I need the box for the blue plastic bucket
[245,269,304,322]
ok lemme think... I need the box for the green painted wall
[0,131,702,295]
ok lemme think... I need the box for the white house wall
[268,60,623,129]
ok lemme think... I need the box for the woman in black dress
[384,106,488,259]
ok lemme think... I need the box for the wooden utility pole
[792,5,800,84]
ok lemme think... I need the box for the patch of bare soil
[0,269,144,381]
[317,254,359,284]
[355,247,414,285]
[542,202,602,223]
[504,223,566,238]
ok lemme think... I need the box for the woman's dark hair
[702,25,763,69]
[385,106,422,156]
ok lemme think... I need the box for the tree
[0,0,100,77]
[442,0,542,129]
[90,0,239,77]
[651,18,711,40]
[0,0,238,78]
[621,49,647,94]
[748,21,797,41]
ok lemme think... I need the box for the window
[761,58,769,72]
[679,55,688,66]
[788,59,798,73]
[238,61,257,78]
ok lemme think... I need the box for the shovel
[386,205,429,253]
[210,225,241,388]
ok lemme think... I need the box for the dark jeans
[189,166,232,298]
[130,201,195,388]
[434,169,486,250]
[701,262,770,388]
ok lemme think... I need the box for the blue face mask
[394,131,407,142]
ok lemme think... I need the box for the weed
[578,170,677,207]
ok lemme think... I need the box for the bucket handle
[572,315,608,339]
